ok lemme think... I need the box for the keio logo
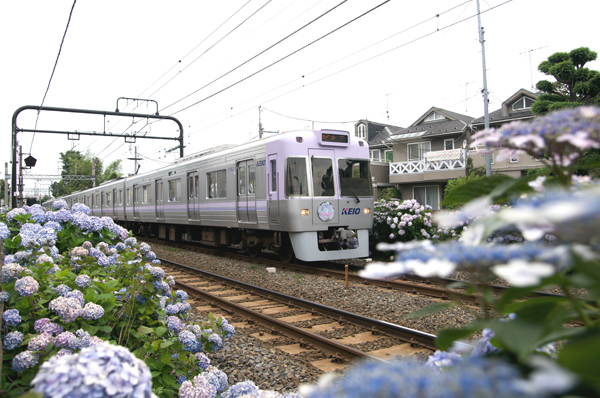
[341,208,360,215]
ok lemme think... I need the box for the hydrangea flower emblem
[317,202,335,222]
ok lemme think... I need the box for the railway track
[160,257,438,374]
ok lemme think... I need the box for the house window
[370,149,381,161]
[384,149,393,163]
[407,142,431,161]
[512,97,535,111]
[414,186,439,210]
[168,179,182,202]
[444,139,454,151]
[424,111,445,122]
[357,124,366,139]
[509,154,519,163]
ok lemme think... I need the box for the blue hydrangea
[11,350,39,372]
[71,203,90,215]
[166,316,184,334]
[6,208,27,222]
[208,334,224,351]
[152,259,162,265]
[74,274,92,288]
[177,375,187,385]
[124,237,137,247]
[54,331,76,348]
[136,294,147,305]
[0,291,11,303]
[471,328,501,357]
[97,254,110,267]
[54,284,72,296]
[147,266,165,279]
[140,243,151,254]
[65,290,85,306]
[3,309,21,327]
[29,209,47,223]
[81,303,105,320]
[1,263,24,283]
[31,342,153,398]
[195,352,211,371]
[52,199,68,210]
[14,276,39,296]
[115,242,126,252]
[222,380,260,398]
[179,330,202,353]
[176,290,189,302]
[145,251,156,261]
[55,348,74,358]
[209,368,229,392]
[222,323,235,339]
[0,222,10,239]
[3,331,24,350]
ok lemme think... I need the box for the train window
[143,185,150,203]
[207,170,227,198]
[168,179,181,202]
[106,192,111,206]
[270,160,277,192]
[127,189,131,205]
[238,166,246,195]
[248,165,255,194]
[338,159,372,197]
[119,190,123,205]
[285,158,308,197]
[312,157,335,197]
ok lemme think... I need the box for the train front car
[269,129,374,261]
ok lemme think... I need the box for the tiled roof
[390,107,472,140]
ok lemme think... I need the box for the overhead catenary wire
[160,0,353,114]
[261,107,358,124]
[30,0,77,154]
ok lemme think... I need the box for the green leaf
[162,374,176,386]
[97,325,113,333]
[559,326,600,392]
[435,324,480,351]
[138,326,154,335]
[160,348,171,365]
[155,326,167,337]
[162,388,175,398]
[160,341,174,349]
[152,340,161,351]
[442,175,512,207]
[146,358,162,371]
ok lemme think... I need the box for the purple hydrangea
[179,375,217,398]
[68,329,93,350]
[65,290,85,306]
[49,296,82,323]
[74,274,92,288]
[52,199,68,210]
[31,342,153,398]
[81,303,105,320]
[54,331,76,348]
[97,255,110,267]
[14,276,39,296]
[166,316,184,335]
[55,348,74,358]
[3,309,21,327]
[3,331,24,350]
[28,333,55,352]
[11,350,39,372]
[195,352,211,371]
[1,263,24,283]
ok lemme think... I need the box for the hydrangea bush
[0,203,285,398]
[337,106,600,397]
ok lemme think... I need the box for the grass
[161,246,181,252]
[249,265,259,270]
[293,274,304,283]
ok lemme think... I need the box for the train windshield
[286,157,309,197]
[338,159,372,197]
[312,157,335,197]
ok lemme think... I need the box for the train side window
[270,160,276,192]
[127,189,131,205]
[238,166,246,195]
[168,179,181,202]
[217,170,226,198]
[206,170,227,199]
[248,165,255,194]
[143,185,151,203]
[285,157,308,197]
[106,192,111,206]
[119,190,123,205]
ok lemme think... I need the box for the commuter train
[44,129,374,262]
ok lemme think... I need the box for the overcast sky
[2,0,599,196]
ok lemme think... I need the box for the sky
[1,0,599,197]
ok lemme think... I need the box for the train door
[155,179,164,220]
[187,172,200,221]
[237,160,257,224]
[309,149,339,225]
[133,184,140,219]
[267,154,280,225]
[112,189,117,216]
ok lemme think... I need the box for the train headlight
[363,208,371,215]
[301,209,310,216]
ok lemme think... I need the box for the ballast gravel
[154,245,486,395]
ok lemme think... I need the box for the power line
[30,0,77,153]
[148,0,274,100]
[160,0,351,114]
[261,107,358,124]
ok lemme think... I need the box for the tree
[49,150,122,198]
[532,47,600,114]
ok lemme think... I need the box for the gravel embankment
[155,245,485,394]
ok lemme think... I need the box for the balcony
[389,149,466,175]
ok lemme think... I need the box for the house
[386,107,474,209]
[470,88,542,178]
[354,119,403,199]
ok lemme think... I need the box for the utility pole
[18,146,24,207]
[476,0,492,177]
[258,106,264,139]
[128,146,142,175]
[92,160,95,187]
[4,162,8,210]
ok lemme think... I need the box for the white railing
[389,149,466,175]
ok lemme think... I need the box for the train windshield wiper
[351,190,360,203]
